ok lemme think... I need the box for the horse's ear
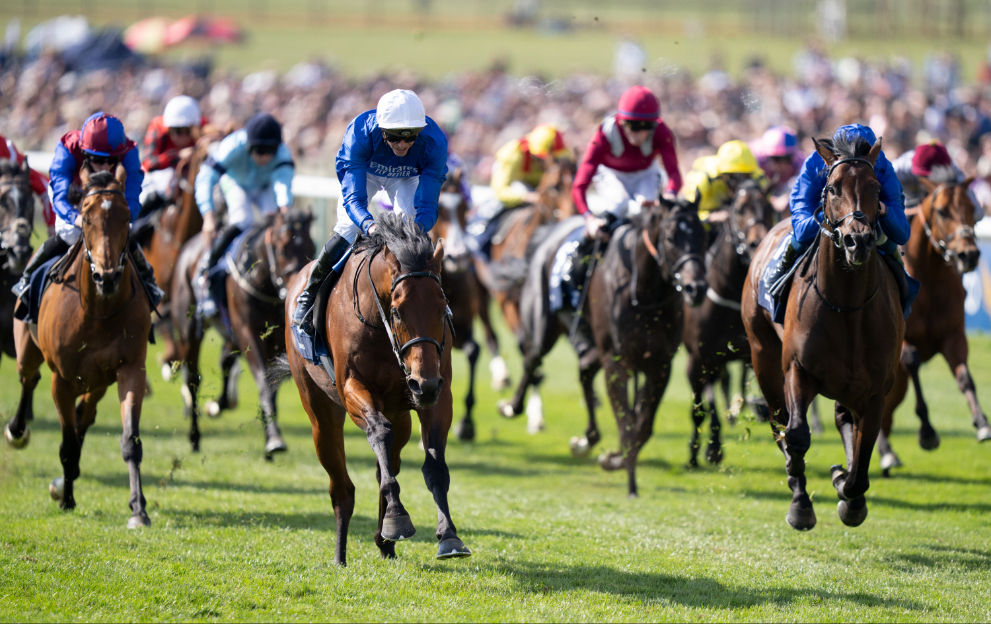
[866,136,882,167]
[115,163,127,187]
[813,138,837,167]
[962,175,976,187]
[21,156,30,175]
[687,189,702,213]
[79,163,91,187]
[919,177,939,193]
[431,239,445,273]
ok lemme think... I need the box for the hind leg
[901,344,939,450]
[705,378,723,465]
[206,341,240,418]
[5,321,43,448]
[570,352,602,457]
[498,351,541,419]
[477,285,510,390]
[239,336,286,460]
[781,364,818,531]
[686,354,707,467]
[454,338,479,442]
[941,331,991,442]
[118,364,150,527]
[879,361,909,477]
[180,329,203,452]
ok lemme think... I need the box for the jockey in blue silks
[763,123,918,316]
[292,89,449,332]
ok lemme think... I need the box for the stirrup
[11,276,29,300]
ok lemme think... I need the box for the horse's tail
[266,354,293,389]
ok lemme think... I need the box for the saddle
[290,246,355,384]
[13,246,77,324]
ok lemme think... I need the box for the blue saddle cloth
[465,206,510,260]
[756,270,787,324]
[290,247,353,367]
[14,255,63,324]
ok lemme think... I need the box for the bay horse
[0,159,36,371]
[282,212,470,566]
[742,136,903,530]
[683,179,773,467]
[5,166,152,527]
[877,170,988,475]
[171,210,314,457]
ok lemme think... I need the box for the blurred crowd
[3,42,991,189]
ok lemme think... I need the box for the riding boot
[128,238,164,309]
[11,235,70,300]
[197,225,243,318]
[764,233,803,296]
[879,243,920,319]
[292,233,350,333]
[138,191,166,220]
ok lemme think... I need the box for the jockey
[291,89,448,332]
[139,95,206,218]
[193,112,294,318]
[491,123,571,210]
[0,134,55,232]
[751,126,804,213]
[891,140,984,218]
[573,85,682,237]
[12,112,162,306]
[681,140,769,222]
[762,124,916,312]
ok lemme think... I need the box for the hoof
[5,424,29,449]
[598,451,624,472]
[830,464,848,493]
[489,356,511,390]
[49,477,64,501]
[161,363,173,382]
[919,428,940,451]
[265,435,288,460]
[786,504,817,531]
[569,436,591,458]
[127,513,151,529]
[436,537,471,559]
[180,385,193,410]
[879,452,902,471]
[497,399,519,419]
[837,497,868,527]
[881,468,891,478]
[381,514,416,542]
[706,444,723,465]
[525,394,544,434]
[627,491,639,499]
[206,401,222,418]
[455,419,475,442]
[977,425,991,442]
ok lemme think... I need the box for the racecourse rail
[24,151,991,331]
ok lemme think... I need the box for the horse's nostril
[407,378,421,395]
[92,272,103,283]
[843,234,856,249]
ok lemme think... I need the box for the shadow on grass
[881,471,991,488]
[160,508,378,536]
[86,473,328,496]
[741,488,991,513]
[894,545,991,572]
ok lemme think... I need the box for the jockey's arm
[490,146,528,208]
[654,122,683,194]
[412,152,449,233]
[49,143,81,228]
[270,150,295,214]
[788,154,828,247]
[121,149,145,221]
[194,149,227,241]
[875,155,910,246]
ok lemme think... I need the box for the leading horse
[283,212,470,566]
[5,166,153,527]
[742,136,903,530]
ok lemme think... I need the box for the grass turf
[0,311,990,622]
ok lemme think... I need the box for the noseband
[354,247,454,382]
[921,183,977,265]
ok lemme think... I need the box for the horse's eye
[827,186,836,195]
[391,308,400,321]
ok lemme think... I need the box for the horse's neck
[710,230,747,295]
[175,190,203,242]
[628,228,671,302]
[904,209,948,282]
[79,256,134,316]
[813,236,879,307]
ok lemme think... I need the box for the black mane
[822,132,873,160]
[356,212,435,272]
[928,165,958,185]
[0,159,26,179]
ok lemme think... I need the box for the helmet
[80,112,135,157]
[912,140,952,177]
[163,95,202,128]
[525,124,567,158]
[245,113,282,146]
[760,126,799,158]
[715,140,760,175]
[376,89,427,130]
[616,86,660,122]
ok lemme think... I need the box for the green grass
[1,309,990,621]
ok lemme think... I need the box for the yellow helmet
[715,140,760,175]
[525,124,568,158]
[692,155,720,179]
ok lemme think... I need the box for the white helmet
[376,89,426,130]
[163,95,202,128]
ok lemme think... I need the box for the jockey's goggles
[622,120,657,132]
[250,144,278,156]
[382,129,421,144]
[169,126,192,136]
[87,155,118,167]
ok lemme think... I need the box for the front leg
[51,373,81,511]
[454,338,479,442]
[6,319,44,448]
[118,363,150,528]
[941,332,991,441]
[831,396,883,526]
[902,344,939,449]
[782,363,817,531]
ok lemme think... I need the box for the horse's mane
[0,159,26,179]
[629,196,696,231]
[927,165,957,185]
[822,132,872,160]
[356,212,435,272]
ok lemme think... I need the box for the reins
[920,184,976,265]
[631,210,704,307]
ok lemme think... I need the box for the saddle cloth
[290,246,354,368]
[13,255,63,324]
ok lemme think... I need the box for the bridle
[0,177,35,267]
[725,186,767,265]
[632,208,704,306]
[353,247,454,382]
[920,183,976,265]
[81,188,128,289]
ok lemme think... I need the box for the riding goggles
[250,144,278,156]
[87,155,119,167]
[382,129,421,144]
[169,126,193,136]
[623,120,657,132]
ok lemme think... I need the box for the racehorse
[877,170,988,475]
[742,136,903,530]
[282,212,471,566]
[682,179,773,467]
[0,159,36,368]
[170,210,314,457]
[5,167,153,527]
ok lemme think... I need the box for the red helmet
[617,86,660,122]
[80,112,135,158]
[912,141,953,177]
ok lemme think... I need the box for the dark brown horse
[0,159,36,373]
[682,179,773,467]
[171,210,314,456]
[742,136,903,530]
[282,212,470,566]
[6,167,152,527]
[877,171,988,475]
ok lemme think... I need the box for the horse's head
[536,156,576,220]
[648,192,708,306]
[372,214,451,408]
[0,158,35,272]
[433,167,470,273]
[814,135,884,267]
[268,210,315,295]
[919,168,981,273]
[727,179,773,265]
[79,165,131,297]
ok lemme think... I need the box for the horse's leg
[497,351,539,418]
[705,376,724,465]
[781,364,818,531]
[598,357,638,490]
[454,338,479,442]
[117,364,150,528]
[5,321,43,447]
[901,344,939,449]
[182,329,203,452]
[808,398,824,435]
[720,366,738,425]
[941,331,991,442]
[418,382,471,559]
[625,366,670,497]
[157,311,179,380]
[74,388,107,452]
[831,397,884,527]
[686,354,707,468]
[570,353,602,457]
[51,373,81,511]
[242,340,286,459]
[370,412,412,557]
[879,362,909,477]
[206,340,239,418]
[478,286,510,390]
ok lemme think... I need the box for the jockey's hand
[661,192,677,202]
[178,146,195,161]
[74,215,83,228]
[770,194,790,213]
[279,205,290,214]
[585,215,607,238]
[641,199,659,209]
[367,224,378,236]
[202,211,217,242]
[524,191,542,206]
